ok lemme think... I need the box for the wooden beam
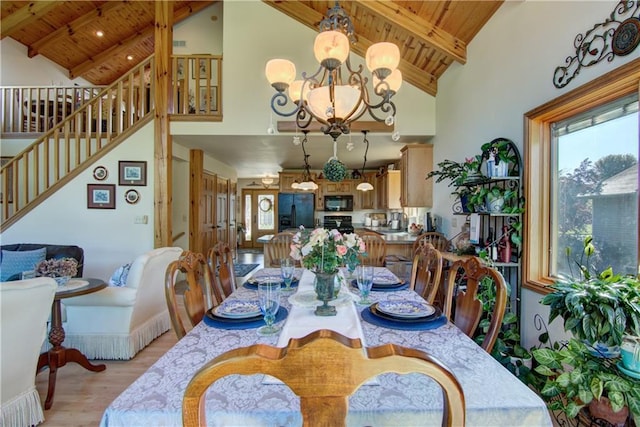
[154,0,173,248]
[355,1,467,65]
[70,27,153,78]
[69,1,214,79]
[277,121,394,133]
[28,1,125,58]
[263,0,437,96]
[0,1,58,39]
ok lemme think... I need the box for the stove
[323,215,354,234]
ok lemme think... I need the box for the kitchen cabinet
[400,144,433,207]
[355,172,376,210]
[279,172,302,192]
[323,181,353,194]
[376,170,401,210]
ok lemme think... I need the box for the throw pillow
[109,263,131,287]
[0,248,47,282]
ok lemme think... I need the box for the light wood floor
[36,331,178,426]
[36,249,264,426]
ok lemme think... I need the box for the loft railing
[0,85,106,134]
[0,54,222,229]
[171,55,222,118]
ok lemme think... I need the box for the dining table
[100,267,552,426]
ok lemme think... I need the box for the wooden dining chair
[182,329,465,427]
[412,232,451,255]
[207,242,236,300]
[165,251,219,339]
[410,243,451,316]
[265,232,295,267]
[360,232,386,266]
[445,257,508,353]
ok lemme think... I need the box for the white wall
[173,3,223,55]
[0,38,91,86]
[432,0,639,345]
[1,123,156,281]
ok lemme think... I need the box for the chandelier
[291,131,319,191]
[265,2,402,141]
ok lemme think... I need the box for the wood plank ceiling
[1,1,503,95]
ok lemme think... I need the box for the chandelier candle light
[265,2,402,141]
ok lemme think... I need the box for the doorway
[241,189,278,248]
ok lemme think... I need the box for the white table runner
[276,269,367,347]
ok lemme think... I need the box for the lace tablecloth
[100,269,551,427]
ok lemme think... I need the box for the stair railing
[1,56,155,228]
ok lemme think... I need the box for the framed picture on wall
[87,184,116,209]
[192,58,210,80]
[199,86,218,113]
[118,161,147,186]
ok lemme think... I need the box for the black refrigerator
[278,193,315,232]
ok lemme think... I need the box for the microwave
[324,195,353,212]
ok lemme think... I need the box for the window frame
[523,58,640,294]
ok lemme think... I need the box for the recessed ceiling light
[96,30,104,37]
[126,55,134,61]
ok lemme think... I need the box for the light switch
[134,215,148,224]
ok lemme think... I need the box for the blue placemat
[243,278,299,290]
[203,307,288,330]
[350,280,408,292]
[360,307,447,330]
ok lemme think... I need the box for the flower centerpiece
[290,227,366,316]
[35,257,79,285]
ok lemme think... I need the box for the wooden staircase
[0,57,156,231]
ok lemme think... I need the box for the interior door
[216,177,229,244]
[241,189,278,248]
[228,181,237,255]
[200,172,217,253]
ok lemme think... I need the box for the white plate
[214,300,262,319]
[376,300,435,318]
[373,273,401,285]
[288,290,355,308]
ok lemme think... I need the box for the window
[524,59,640,293]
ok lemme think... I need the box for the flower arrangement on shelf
[290,227,366,274]
[35,257,79,279]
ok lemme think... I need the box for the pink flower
[336,245,347,256]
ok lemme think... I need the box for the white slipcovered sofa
[61,247,182,360]
[1,278,57,427]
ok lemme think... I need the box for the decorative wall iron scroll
[553,0,640,89]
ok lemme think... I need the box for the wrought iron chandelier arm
[270,92,302,118]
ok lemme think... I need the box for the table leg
[37,299,106,409]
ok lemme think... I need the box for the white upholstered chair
[61,247,182,360]
[1,278,57,427]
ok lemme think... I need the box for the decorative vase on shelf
[314,271,337,316]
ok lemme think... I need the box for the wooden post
[154,1,173,248]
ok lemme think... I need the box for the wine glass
[355,265,374,305]
[280,258,295,292]
[257,282,281,336]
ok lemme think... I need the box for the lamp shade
[307,85,364,122]
[298,180,318,191]
[288,80,311,104]
[265,59,296,87]
[356,182,374,191]
[314,31,349,67]
[373,69,403,95]
[366,42,400,75]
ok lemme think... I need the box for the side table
[37,278,107,409]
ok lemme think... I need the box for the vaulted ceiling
[1,0,503,95]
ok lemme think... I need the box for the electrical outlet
[452,217,458,228]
